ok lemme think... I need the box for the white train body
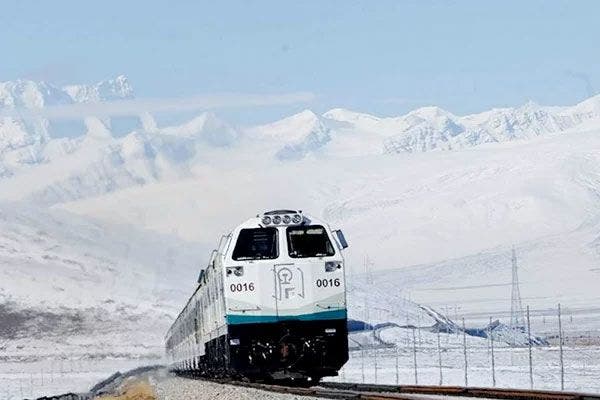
[165,210,349,382]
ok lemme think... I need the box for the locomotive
[165,210,349,384]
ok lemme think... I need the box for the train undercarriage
[174,318,348,385]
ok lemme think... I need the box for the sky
[1,0,600,124]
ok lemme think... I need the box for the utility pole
[364,254,374,284]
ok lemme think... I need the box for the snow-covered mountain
[0,202,206,358]
[381,97,600,153]
[0,76,244,204]
[3,75,600,366]
[240,95,600,160]
[0,75,139,180]
[60,125,600,282]
[63,75,133,104]
[0,75,132,109]
[3,75,600,204]
[246,110,332,160]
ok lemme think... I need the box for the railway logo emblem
[277,267,294,299]
[276,267,305,300]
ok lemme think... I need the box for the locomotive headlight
[262,216,272,225]
[325,261,342,272]
[292,214,302,224]
[272,215,282,224]
[226,266,244,277]
[282,214,292,224]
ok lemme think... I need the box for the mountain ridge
[2,75,600,205]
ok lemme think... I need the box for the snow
[3,76,600,204]
[2,75,600,395]
[0,358,159,400]
[247,109,325,142]
[62,75,134,104]
[334,338,600,392]
[160,112,238,146]
[0,202,207,367]
[56,127,600,299]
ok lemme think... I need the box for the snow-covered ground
[0,357,161,400]
[335,335,600,392]
[3,75,600,396]
[0,203,206,370]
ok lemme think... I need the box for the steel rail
[319,382,600,400]
[200,377,600,400]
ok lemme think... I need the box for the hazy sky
[2,1,599,123]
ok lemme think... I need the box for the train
[165,209,350,385]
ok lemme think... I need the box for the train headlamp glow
[273,215,282,224]
[262,216,272,225]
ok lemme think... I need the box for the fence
[2,304,599,398]
[334,302,600,393]
[0,355,163,400]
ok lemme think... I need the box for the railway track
[212,379,600,400]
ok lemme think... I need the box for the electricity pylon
[510,247,525,344]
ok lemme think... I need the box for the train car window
[232,228,278,260]
[287,225,335,258]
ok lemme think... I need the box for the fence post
[437,328,443,386]
[374,347,378,384]
[406,312,410,345]
[527,306,533,389]
[394,345,399,385]
[412,327,418,384]
[489,317,496,387]
[361,348,365,383]
[462,318,468,387]
[558,303,564,391]
[455,306,459,341]
[417,313,422,344]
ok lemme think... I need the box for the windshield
[232,228,278,260]
[287,225,335,258]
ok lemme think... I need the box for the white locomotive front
[165,209,349,384]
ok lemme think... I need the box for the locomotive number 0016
[316,278,341,288]
[230,282,255,292]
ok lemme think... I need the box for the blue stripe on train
[226,309,347,325]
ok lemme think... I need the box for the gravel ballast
[151,374,321,400]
